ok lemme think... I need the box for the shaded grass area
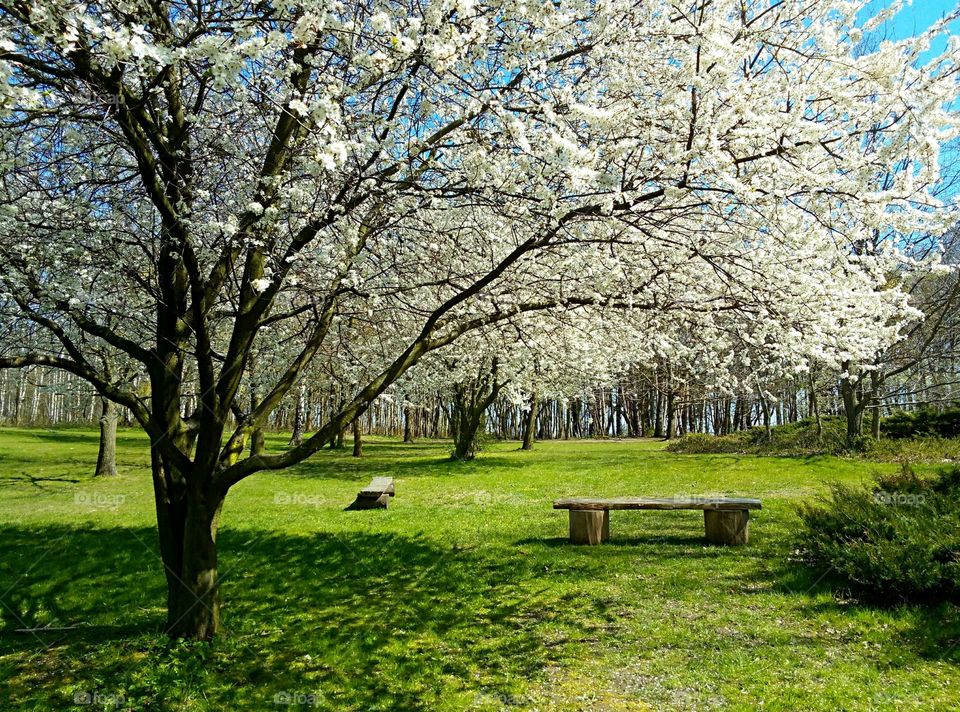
[1,427,959,710]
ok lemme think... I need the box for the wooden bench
[347,477,395,510]
[553,497,762,545]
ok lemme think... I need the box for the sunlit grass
[0,427,957,710]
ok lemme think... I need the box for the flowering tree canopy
[0,0,956,638]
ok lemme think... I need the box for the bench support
[346,477,395,510]
[569,509,609,545]
[703,509,749,545]
[349,493,390,510]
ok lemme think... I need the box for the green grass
[1,427,958,710]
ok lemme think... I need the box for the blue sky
[861,0,959,63]
[861,1,959,198]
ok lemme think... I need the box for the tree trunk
[352,417,363,457]
[808,372,823,440]
[151,451,223,640]
[521,394,538,450]
[250,428,265,457]
[289,386,306,447]
[94,397,118,477]
[403,404,414,443]
[870,370,882,440]
[756,387,772,441]
[653,389,664,438]
[450,371,501,461]
[840,364,865,443]
[664,390,675,440]
[452,408,484,460]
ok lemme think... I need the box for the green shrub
[795,465,960,603]
[666,417,848,457]
[882,407,960,440]
[666,416,960,463]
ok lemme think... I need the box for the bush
[666,416,848,457]
[666,416,960,463]
[882,407,960,440]
[795,464,960,604]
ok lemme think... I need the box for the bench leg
[704,509,749,545]
[569,509,609,545]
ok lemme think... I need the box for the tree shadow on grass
[745,550,960,665]
[0,523,603,711]
[0,472,81,489]
[283,450,529,483]
[14,429,147,449]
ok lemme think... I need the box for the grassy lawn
[1,427,958,710]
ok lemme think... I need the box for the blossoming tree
[0,0,955,638]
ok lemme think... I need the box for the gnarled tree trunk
[450,364,502,461]
[150,447,224,640]
[94,396,118,477]
[840,362,867,444]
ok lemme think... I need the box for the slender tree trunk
[13,370,24,424]
[756,386,772,441]
[808,372,823,440]
[94,397,118,477]
[289,385,306,447]
[432,399,442,438]
[352,417,363,457]
[521,394,538,450]
[249,376,265,456]
[653,390,664,438]
[870,370,882,440]
[664,390,675,440]
[403,404,414,443]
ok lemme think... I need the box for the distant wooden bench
[553,497,762,545]
[347,477,395,510]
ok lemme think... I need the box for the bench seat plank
[359,477,395,497]
[553,497,761,511]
